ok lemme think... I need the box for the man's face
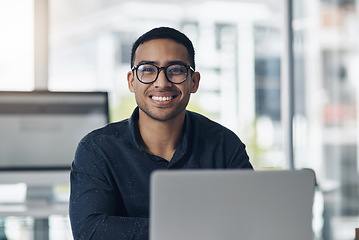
[127,39,200,122]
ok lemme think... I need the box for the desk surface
[0,170,70,185]
[0,170,70,218]
[0,201,69,218]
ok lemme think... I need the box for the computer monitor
[0,91,109,202]
[0,91,109,170]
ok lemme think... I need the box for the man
[69,27,253,240]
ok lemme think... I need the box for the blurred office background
[0,0,359,239]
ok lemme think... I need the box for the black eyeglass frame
[131,63,195,84]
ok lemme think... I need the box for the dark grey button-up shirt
[70,107,252,240]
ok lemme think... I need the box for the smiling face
[128,39,200,122]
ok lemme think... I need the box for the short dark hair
[130,27,196,70]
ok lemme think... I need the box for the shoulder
[79,118,130,148]
[187,110,218,127]
[186,111,251,169]
[73,119,131,170]
[187,110,237,138]
[186,110,246,150]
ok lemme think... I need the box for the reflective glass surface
[0,0,34,90]
[2,0,359,239]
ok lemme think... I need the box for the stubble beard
[136,96,189,122]
[139,104,186,122]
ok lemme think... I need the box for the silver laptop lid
[150,169,315,240]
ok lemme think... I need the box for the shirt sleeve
[224,132,253,169]
[69,141,149,240]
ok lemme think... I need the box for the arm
[69,142,149,240]
[224,133,253,169]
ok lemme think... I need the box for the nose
[154,69,173,88]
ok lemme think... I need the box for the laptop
[150,169,315,240]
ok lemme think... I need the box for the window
[0,0,34,90]
[3,0,359,239]
[294,0,359,238]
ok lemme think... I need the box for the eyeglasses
[131,63,195,84]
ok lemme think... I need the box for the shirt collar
[127,107,191,162]
[128,107,144,153]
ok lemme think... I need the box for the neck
[137,109,185,162]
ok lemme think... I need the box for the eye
[167,65,186,74]
[138,65,156,73]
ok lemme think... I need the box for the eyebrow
[136,60,190,67]
[137,60,158,65]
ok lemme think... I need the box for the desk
[0,170,70,240]
[0,201,69,218]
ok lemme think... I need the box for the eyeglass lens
[136,64,188,83]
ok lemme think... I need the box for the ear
[127,71,135,93]
[190,71,200,93]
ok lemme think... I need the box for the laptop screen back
[150,169,315,240]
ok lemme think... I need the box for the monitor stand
[0,170,70,240]
[26,185,54,202]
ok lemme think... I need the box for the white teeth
[152,96,173,101]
